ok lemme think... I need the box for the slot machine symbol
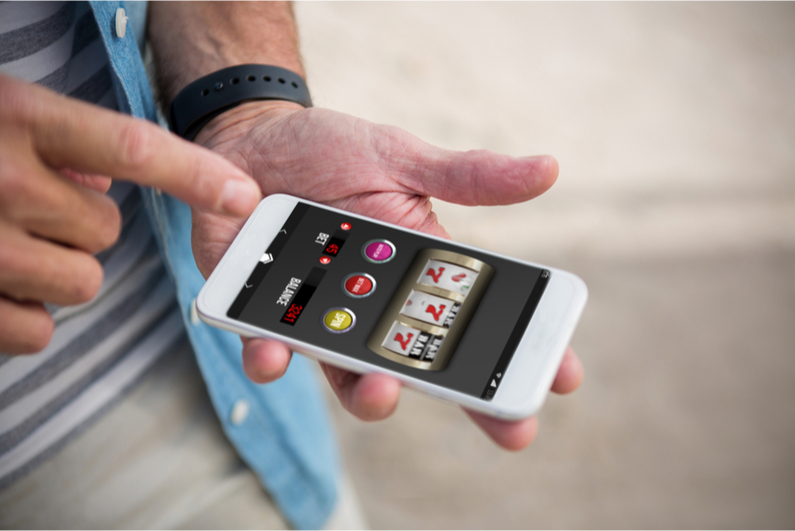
[418,259,479,297]
[381,321,446,362]
[381,322,421,357]
[367,248,494,371]
[398,290,464,330]
[400,290,455,327]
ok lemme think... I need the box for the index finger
[9,76,260,217]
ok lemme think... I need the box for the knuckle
[0,75,30,122]
[97,214,121,251]
[70,256,103,303]
[0,233,27,279]
[117,120,157,173]
[0,161,56,226]
[0,169,21,199]
[0,303,54,354]
[0,159,29,208]
[22,314,54,353]
[67,191,122,254]
[90,201,122,252]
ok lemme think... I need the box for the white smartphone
[197,194,587,420]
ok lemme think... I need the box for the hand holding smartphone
[197,195,587,420]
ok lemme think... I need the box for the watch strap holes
[170,65,313,140]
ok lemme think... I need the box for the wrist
[168,64,311,141]
[149,2,304,104]
[194,100,304,156]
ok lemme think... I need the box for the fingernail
[521,154,550,166]
[521,155,558,179]
[221,178,261,216]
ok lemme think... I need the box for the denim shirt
[87,3,339,528]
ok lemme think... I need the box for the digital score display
[322,229,349,257]
[281,303,304,324]
[279,267,326,326]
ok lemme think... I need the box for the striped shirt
[0,1,184,488]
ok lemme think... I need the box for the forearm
[148,1,304,106]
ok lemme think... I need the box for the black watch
[168,64,312,141]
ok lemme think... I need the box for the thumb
[396,136,558,206]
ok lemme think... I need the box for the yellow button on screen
[323,308,355,333]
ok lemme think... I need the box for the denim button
[230,400,250,425]
[115,8,128,38]
[190,299,200,325]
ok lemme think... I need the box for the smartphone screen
[227,202,549,401]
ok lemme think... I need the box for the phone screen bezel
[197,194,587,420]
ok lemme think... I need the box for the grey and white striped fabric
[0,1,184,488]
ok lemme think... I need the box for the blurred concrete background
[294,3,795,529]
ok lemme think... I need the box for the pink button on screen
[365,241,393,262]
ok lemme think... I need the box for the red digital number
[283,304,303,323]
[325,243,339,255]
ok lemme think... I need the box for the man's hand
[190,100,585,451]
[0,74,261,354]
[148,1,582,451]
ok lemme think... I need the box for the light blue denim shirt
[88,3,339,528]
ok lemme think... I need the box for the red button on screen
[344,274,374,297]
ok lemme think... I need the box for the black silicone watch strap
[168,64,312,141]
